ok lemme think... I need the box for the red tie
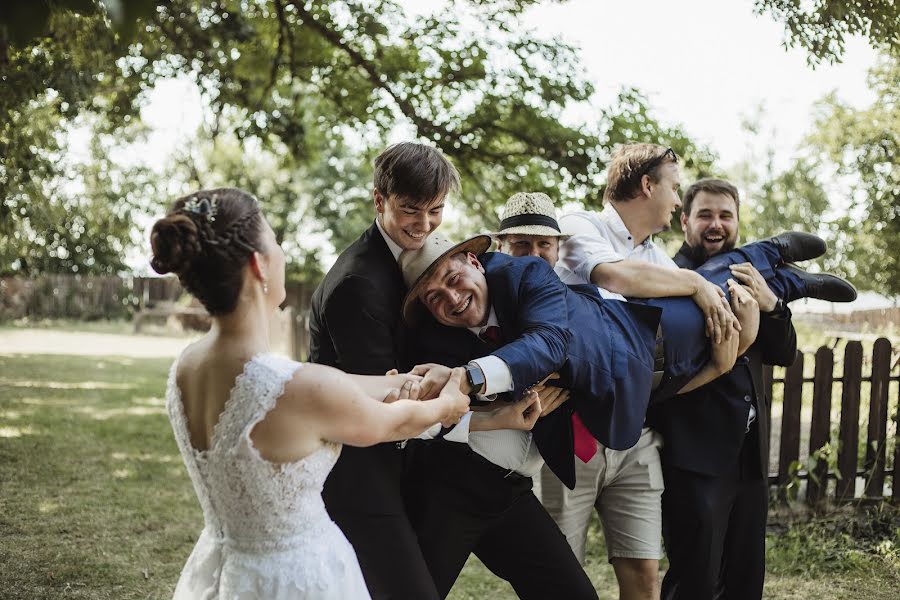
[572,413,597,463]
[479,325,502,346]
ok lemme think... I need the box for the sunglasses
[639,147,678,177]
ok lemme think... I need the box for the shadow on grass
[0,354,198,600]
[2,352,898,599]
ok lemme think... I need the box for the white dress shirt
[462,311,544,477]
[558,205,678,298]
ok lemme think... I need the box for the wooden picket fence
[766,337,900,504]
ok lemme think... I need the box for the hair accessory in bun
[183,196,218,222]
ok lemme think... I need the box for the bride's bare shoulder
[281,363,358,408]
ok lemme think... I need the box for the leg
[413,444,503,598]
[613,560,661,600]
[598,429,664,600]
[659,464,736,600]
[332,510,440,600]
[325,445,441,600]
[693,240,852,304]
[720,437,768,600]
[540,451,608,563]
[475,491,598,600]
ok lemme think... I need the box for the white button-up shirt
[558,205,677,298]
[466,310,543,477]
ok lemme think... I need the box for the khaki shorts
[536,428,665,563]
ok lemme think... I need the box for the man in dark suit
[397,229,851,598]
[651,179,797,600]
[308,142,460,599]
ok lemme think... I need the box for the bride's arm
[343,372,422,402]
[287,364,468,447]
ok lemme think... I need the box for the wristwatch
[464,364,486,395]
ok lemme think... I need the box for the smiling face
[498,234,561,267]
[418,252,490,328]
[681,190,739,258]
[645,162,683,233]
[375,191,444,251]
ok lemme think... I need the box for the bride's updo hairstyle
[150,188,263,315]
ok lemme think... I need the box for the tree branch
[288,1,447,141]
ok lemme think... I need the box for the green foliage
[756,0,900,66]
[805,57,900,295]
[767,507,900,579]
[727,56,899,297]
[1,1,717,279]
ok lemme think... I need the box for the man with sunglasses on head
[542,143,737,600]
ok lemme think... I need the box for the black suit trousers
[325,443,440,600]
[660,429,768,600]
[413,442,597,600]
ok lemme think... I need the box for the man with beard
[650,178,798,599]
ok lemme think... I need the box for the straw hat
[399,234,493,322]
[489,192,569,239]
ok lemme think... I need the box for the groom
[309,142,459,599]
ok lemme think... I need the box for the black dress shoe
[784,264,858,302]
[768,232,827,262]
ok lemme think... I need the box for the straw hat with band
[489,192,570,239]
[399,234,493,323]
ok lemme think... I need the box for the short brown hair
[374,142,461,207]
[682,178,740,217]
[150,188,264,315]
[604,144,678,203]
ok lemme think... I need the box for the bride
[150,188,469,599]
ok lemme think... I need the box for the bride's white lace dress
[166,352,371,599]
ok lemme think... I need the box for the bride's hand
[383,379,422,404]
[408,363,454,400]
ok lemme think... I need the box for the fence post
[864,338,892,498]
[836,341,863,502]
[777,351,804,496]
[808,346,834,505]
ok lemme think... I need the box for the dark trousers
[648,240,807,401]
[660,431,768,600]
[325,443,440,600]
[414,442,598,600]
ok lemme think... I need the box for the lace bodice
[166,352,370,599]
[167,353,340,552]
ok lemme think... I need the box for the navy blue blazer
[413,253,661,488]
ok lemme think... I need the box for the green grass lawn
[2,353,899,599]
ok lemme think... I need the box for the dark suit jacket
[309,222,408,513]
[309,222,406,375]
[413,252,661,489]
[646,242,797,478]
